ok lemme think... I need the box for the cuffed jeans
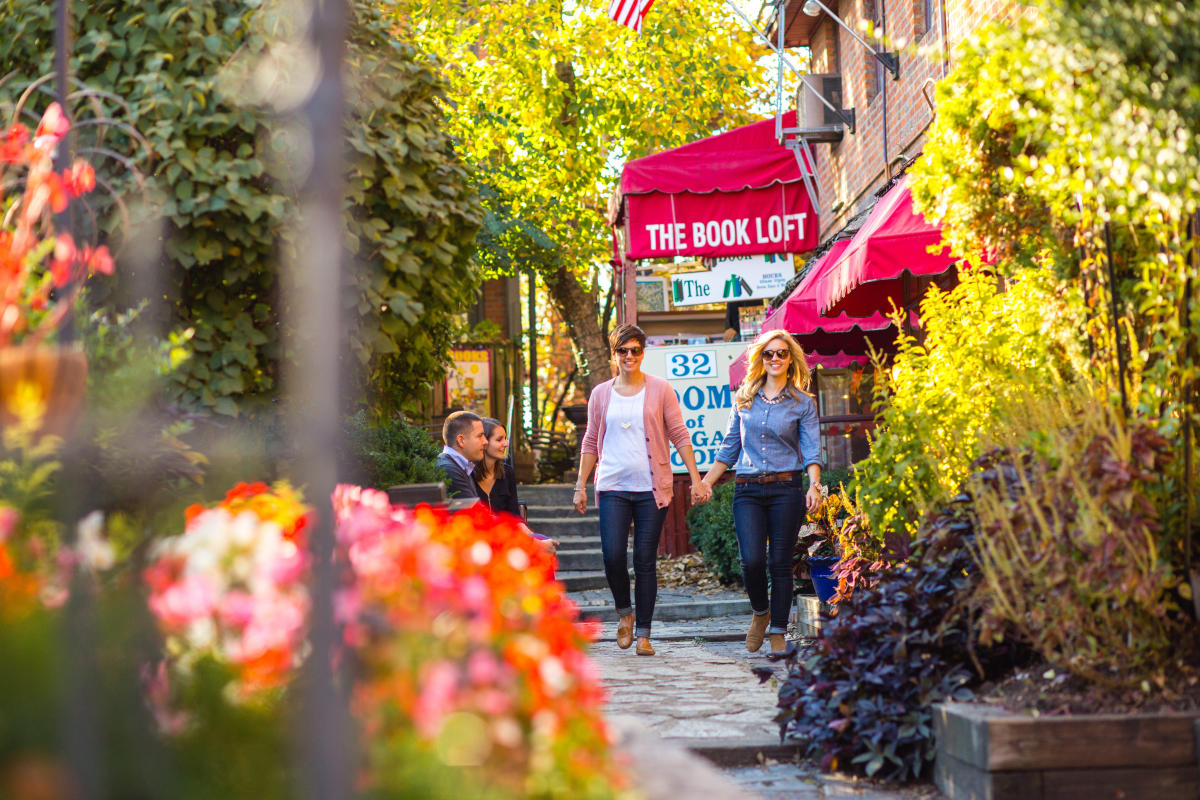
[597,490,667,638]
[732,478,806,634]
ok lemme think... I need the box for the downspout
[938,0,950,77]
[879,0,890,179]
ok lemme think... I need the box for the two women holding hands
[574,324,711,657]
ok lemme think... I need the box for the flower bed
[134,481,627,799]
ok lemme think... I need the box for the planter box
[933,701,1200,800]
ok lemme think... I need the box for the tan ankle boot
[769,633,787,652]
[635,636,655,656]
[616,614,634,649]
[746,613,769,652]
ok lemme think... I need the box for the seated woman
[473,418,557,554]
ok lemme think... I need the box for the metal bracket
[786,137,822,216]
[802,0,901,81]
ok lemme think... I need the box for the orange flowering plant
[334,486,627,799]
[142,482,628,798]
[1,101,114,347]
[144,482,312,700]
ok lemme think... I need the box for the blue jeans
[597,490,667,637]
[732,479,806,634]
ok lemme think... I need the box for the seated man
[436,411,556,554]
[436,410,487,501]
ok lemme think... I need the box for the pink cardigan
[580,374,691,508]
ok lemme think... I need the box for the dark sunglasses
[762,348,791,361]
[615,346,644,356]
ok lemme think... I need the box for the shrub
[853,269,1084,546]
[774,473,1027,782]
[342,411,446,489]
[686,480,741,584]
[968,387,1187,686]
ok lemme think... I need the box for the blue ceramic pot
[807,556,839,603]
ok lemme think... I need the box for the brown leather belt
[735,471,799,485]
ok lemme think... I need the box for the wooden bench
[385,483,477,512]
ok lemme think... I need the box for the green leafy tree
[0,0,481,416]
[390,0,772,392]
[909,0,1200,542]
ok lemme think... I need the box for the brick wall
[472,276,521,338]
[806,0,1027,239]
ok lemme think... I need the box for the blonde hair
[734,330,812,410]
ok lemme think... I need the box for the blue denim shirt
[714,390,822,475]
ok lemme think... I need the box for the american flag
[607,0,656,32]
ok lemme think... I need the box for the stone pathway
[579,608,944,799]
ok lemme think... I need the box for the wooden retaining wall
[933,702,1200,800]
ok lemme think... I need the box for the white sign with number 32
[640,342,749,474]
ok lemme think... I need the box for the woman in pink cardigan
[573,324,710,656]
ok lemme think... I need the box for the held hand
[805,483,823,513]
[691,481,712,505]
[573,488,587,515]
[539,538,559,555]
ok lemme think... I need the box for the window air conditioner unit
[795,73,853,140]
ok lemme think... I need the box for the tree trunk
[545,262,611,397]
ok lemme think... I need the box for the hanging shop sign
[670,253,795,307]
[624,185,816,260]
[446,347,492,416]
[641,342,747,473]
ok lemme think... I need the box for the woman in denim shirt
[700,330,822,653]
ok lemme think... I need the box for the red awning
[760,239,908,352]
[728,350,869,390]
[612,112,819,260]
[817,175,956,317]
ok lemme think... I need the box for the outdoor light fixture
[795,0,900,81]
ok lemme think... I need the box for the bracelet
[574,486,585,492]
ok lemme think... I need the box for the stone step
[523,504,597,519]
[527,516,602,536]
[547,538,597,554]
[518,483,587,506]
[683,739,800,768]
[555,548,603,571]
[575,597,752,622]
[556,570,616,592]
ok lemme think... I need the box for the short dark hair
[608,323,646,352]
[443,410,483,446]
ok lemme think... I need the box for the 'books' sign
[670,253,796,307]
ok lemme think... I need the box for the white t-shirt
[594,387,653,492]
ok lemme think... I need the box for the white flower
[76,511,115,572]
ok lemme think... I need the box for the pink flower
[33,102,69,152]
[413,660,460,737]
[236,592,307,661]
[0,507,18,542]
[148,573,219,629]
[467,649,500,686]
[217,590,256,628]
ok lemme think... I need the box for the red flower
[84,245,114,276]
[62,159,95,197]
[0,124,29,164]
[50,234,76,287]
